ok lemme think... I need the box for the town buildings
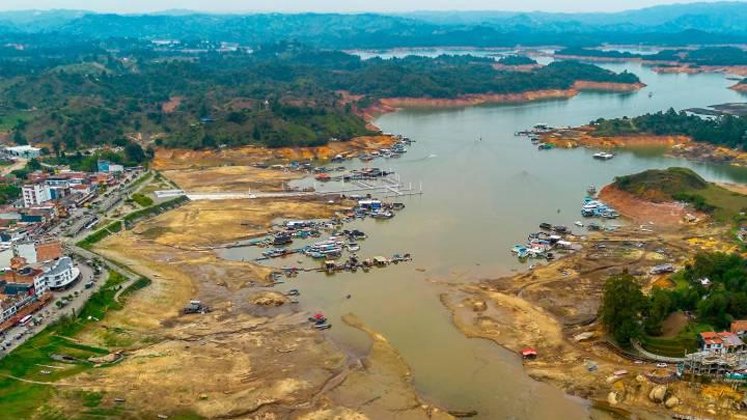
[699,331,746,354]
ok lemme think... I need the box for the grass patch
[77,220,123,250]
[130,193,154,208]
[670,270,690,291]
[0,270,141,417]
[123,195,189,226]
[641,322,713,357]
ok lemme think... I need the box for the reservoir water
[223,60,747,418]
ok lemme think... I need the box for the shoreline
[442,186,743,418]
[362,81,645,120]
[97,103,741,418]
[539,125,747,167]
[552,53,747,77]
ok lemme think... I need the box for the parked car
[656,363,668,368]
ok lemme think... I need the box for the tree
[124,142,145,164]
[27,158,42,171]
[644,288,673,336]
[600,272,647,346]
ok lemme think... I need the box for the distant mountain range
[1,2,747,47]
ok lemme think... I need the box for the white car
[656,362,668,368]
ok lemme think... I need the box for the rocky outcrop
[649,385,667,403]
[250,291,288,306]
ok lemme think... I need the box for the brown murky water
[222,60,747,418]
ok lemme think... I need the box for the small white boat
[575,221,584,227]
[593,152,615,160]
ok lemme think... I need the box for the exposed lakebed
[221,59,747,418]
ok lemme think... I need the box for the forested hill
[0,42,640,150]
[590,109,747,149]
[1,3,747,48]
[557,46,747,66]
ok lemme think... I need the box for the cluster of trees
[557,46,747,66]
[329,57,639,98]
[601,253,747,346]
[592,108,747,148]
[0,183,20,205]
[496,55,538,66]
[0,41,640,150]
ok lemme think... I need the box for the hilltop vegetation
[591,108,747,148]
[0,41,640,151]
[496,55,538,66]
[614,167,709,202]
[613,167,747,219]
[557,46,747,66]
[2,4,747,48]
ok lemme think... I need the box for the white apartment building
[21,184,52,207]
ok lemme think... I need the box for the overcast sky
[0,0,731,14]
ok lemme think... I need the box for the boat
[537,143,554,150]
[586,185,597,195]
[347,243,360,252]
[587,222,602,231]
[511,244,527,254]
[552,225,569,234]
[593,152,615,160]
[574,221,584,227]
[371,210,394,219]
[539,222,553,230]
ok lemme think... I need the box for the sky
[0,0,732,14]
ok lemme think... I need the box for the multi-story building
[21,184,51,207]
[37,256,79,291]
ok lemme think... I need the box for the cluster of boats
[511,223,576,260]
[304,236,358,259]
[315,167,394,182]
[357,137,413,162]
[581,197,620,219]
[353,199,404,221]
[514,123,557,151]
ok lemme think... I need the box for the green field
[0,271,130,417]
[641,322,712,357]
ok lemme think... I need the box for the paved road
[0,262,99,358]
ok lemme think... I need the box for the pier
[155,176,423,201]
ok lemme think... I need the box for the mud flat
[49,192,451,419]
[731,82,747,93]
[152,135,398,170]
[648,64,747,77]
[161,165,304,193]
